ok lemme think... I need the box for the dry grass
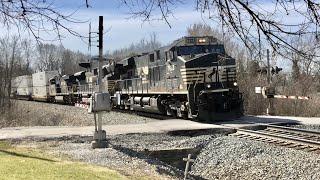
[0,141,136,180]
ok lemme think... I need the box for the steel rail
[259,125,320,142]
[235,128,320,149]
[266,124,320,136]
[259,129,320,142]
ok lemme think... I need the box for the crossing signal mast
[87,16,111,149]
[255,49,310,115]
[88,22,92,52]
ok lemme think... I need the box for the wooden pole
[267,49,274,115]
[97,16,103,132]
[183,154,194,180]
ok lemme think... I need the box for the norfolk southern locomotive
[12,36,243,121]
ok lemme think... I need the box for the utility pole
[98,16,104,93]
[267,49,271,84]
[91,16,108,148]
[266,49,274,115]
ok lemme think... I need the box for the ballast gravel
[107,132,220,151]
[8,100,157,127]
[21,132,319,180]
[191,136,320,180]
[48,133,219,179]
[7,101,320,179]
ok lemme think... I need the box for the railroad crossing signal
[255,86,310,100]
[91,16,110,149]
[255,86,310,116]
[271,66,283,75]
[257,66,283,75]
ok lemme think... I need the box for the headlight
[233,82,238,86]
[206,84,211,88]
[198,38,207,43]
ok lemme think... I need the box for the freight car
[11,75,33,100]
[12,70,99,103]
[32,71,60,101]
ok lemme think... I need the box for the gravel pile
[191,136,320,179]
[107,133,220,151]
[54,143,176,179]
[8,100,157,127]
[46,133,220,179]
[12,130,320,179]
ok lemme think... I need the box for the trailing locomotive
[11,36,243,122]
[109,36,243,121]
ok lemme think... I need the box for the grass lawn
[0,141,137,180]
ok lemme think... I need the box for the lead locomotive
[107,36,243,121]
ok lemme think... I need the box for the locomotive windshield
[177,45,225,56]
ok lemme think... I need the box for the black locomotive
[107,36,243,121]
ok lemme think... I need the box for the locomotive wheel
[181,112,188,119]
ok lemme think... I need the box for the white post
[183,154,194,180]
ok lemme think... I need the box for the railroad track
[230,124,320,154]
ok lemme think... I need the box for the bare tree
[36,43,62,72]
[0,36,20,112]
[0,0,88,41]
[110,32,162,59]
[60,49,87,75]
[120,0,320,57]
[35,43,88,74]
[284,35,320,81]
[187,23,217,36]
[18,39,34,74]
[1,0,319,57]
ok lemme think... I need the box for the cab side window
[172,50,177,61]
[149,53,155,62]
[165,51,174,60]
[156,50,160,60]
[165,51,169,61]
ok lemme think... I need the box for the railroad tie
[306,147,320,152]
[231,126,320,154]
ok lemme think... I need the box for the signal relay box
[88,92,111,113]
